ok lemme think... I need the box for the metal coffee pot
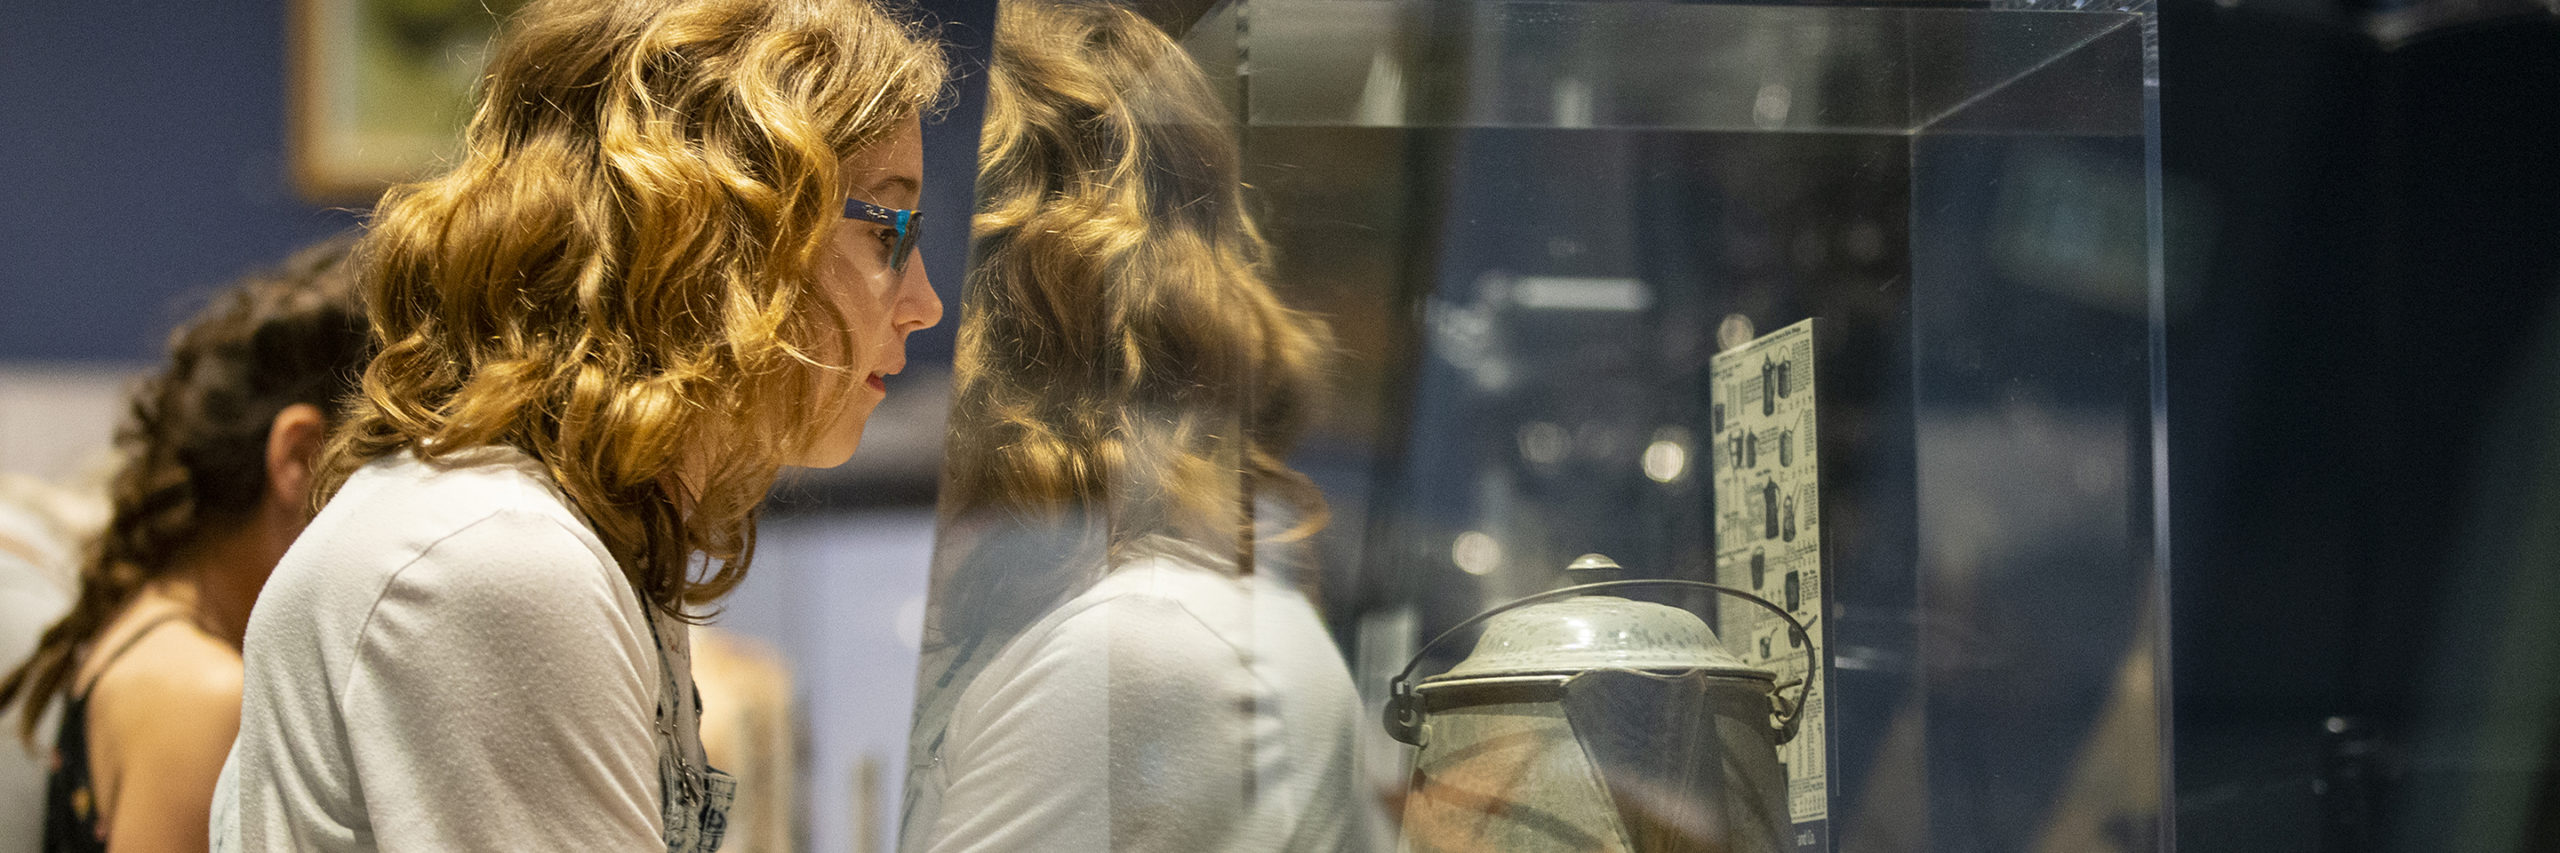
[1384,555,1812,853]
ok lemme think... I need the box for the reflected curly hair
[318,0,947,616]
[940,0,1330,568]
[0,239,368,743]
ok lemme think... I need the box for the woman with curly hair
[215,0,946,850]
[900,2,1367,850]
[0,239,369,853]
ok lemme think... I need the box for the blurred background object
[287,0,529,200]
[0,474,95,853]
[693,626,802,853]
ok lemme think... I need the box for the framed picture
[288,0,525,202]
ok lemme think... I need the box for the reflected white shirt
[914,536,1369,853]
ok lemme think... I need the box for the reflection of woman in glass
[905,2,1363,850]
[0,242,367,853]
[218,1,947,849]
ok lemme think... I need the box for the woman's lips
[866,373,888,393]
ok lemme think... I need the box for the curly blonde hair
[319,0,948,616]
[929,0,1330,641]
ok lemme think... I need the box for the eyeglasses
[842,198,924,274]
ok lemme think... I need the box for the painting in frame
[289,0,525,203]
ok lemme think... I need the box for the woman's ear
[264,402,330,513]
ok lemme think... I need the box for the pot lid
[1423,554,1770,685]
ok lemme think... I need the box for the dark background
[2162,0,2560,849]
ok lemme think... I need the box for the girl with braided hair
[0,238,369,853]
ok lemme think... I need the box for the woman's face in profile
[801,117,941,468]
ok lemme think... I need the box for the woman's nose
[897,263,943,333]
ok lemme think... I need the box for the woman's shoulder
[255,446,634,644]
[313,446,610,572]
[986,543,1269,682]
[338,444,591,525]
[86,616,243,750]
[946,539,1361,752]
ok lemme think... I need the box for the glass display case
[906,0,2162,850]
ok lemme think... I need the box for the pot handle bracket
[1383,578,1816,747]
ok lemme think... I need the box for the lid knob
[1565,553,1623,585]
[1567,553,1621,572]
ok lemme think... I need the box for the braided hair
[0,238,369,743]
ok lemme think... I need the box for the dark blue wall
[1,2,359,360]
[0,0,987,363]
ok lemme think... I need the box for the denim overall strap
[647,609,738,852]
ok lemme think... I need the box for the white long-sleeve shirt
[216,446,664,851]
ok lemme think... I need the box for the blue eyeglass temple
[843,198,923,272]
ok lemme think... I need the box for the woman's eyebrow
[863,174,922,200]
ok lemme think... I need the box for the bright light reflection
[1452,531,1503,576]
[1519,421,1569,466]
[893,595,927,651]
[1754,83,1793,129]
[1643,439,1688,483]
[1644,426,1694,483]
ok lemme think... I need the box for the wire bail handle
[1382,566,1815,747]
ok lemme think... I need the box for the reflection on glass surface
[1191,0,2159,851]
[910,0,2164,849]
[900,2,1370,851]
